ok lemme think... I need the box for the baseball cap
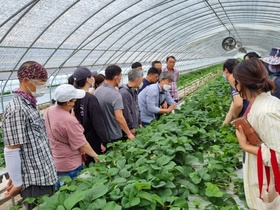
[73,67,92,81]
[54,84,85,102]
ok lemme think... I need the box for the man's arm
[4,145,23,198]
[114,110,134,140]
[232,94,243,118]
[223,102,234,124]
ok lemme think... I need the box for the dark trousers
[20,185,54,210]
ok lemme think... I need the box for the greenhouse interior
[1,0,280,209]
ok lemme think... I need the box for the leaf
[85,185,109,201]
[173,197,188,209]
[116,159,126,169]
[152,181,166,188]
[138,191,153,202]
[64,191,85,210]
[119,168,131,178]
[156,155,171,166]
[134,181,151,191]
[205,182,224,198]
[189,172,202,184]
[151,194,164,206]
[130,197,140,206]
[108,167,120,176]
[102,201,122,210]
[56,205,66,210]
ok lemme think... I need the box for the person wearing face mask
[44,84,99,187]
[222,59,250,125]
[72,67,109,163]
[162,56,180,102]
[94,65,135,142]
[138,72,178,126]
[2,61,57,210]
[119,69,143,136]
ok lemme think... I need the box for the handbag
[46,109,87,163]
[230,116,262,145]
[257,147,280,209]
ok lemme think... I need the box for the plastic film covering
[1,0,280,112]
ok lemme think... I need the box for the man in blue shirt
[138,72,177,126]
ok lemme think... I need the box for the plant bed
[28,76,247,210]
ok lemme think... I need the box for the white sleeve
[4,147,23,187]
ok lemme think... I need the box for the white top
[244,92,280,209]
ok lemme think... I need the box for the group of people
[2,56,180,209]
[4,48,280,209]
[223,48,280,209]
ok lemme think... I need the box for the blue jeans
[55,165,83,189]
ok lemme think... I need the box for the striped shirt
[162,67,179,100]
[2,94,57,189]
[243,92,280,209]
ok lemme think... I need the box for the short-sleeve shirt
[44,105,87,172]
[94,83,124,140]
[230,86,250,117]
[2,94,57,189]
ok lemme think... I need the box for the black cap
[73,67,92,81]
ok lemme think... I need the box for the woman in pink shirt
[44,84,99,187]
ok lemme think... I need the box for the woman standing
[73,67,109,165]
[44,84,99,183]
[233,58,280,209]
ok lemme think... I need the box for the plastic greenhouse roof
[1,0,280,79]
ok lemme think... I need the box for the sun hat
[54,84,85,102]
[262,48,280,65]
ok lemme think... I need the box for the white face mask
[163,84,171,91]
[27,79,48,97]
[138,82,143,89]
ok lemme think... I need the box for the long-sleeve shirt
[119,85,141,129]
[138,83,175,123]
[74,92,109,154]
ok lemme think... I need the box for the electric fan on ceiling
[236,41,242,48]
[222,37,236,51]
[239,47,247,53]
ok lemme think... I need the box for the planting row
[31,75,245,210]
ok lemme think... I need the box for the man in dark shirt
[119,69,143,135]
[138,67,160,93]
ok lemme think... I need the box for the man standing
[2,61,57,210]
[222,59,250,124]
[119,69,143,135]
[152,60,162,71]
[131,62,142,70]
[138,67,160,93]
[162,56,179,102]
[94,65,135,141]
[138,72,177,126]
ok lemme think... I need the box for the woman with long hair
[233,58,280,209]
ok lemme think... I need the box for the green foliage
[177,63,222,89]
[32,74,244,210]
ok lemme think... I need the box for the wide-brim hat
[262,48,280,65]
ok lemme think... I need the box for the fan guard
[222,37,236,51]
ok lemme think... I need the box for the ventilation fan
[222,37,236,51]
[236,41,242,48]
[239,47,247,53]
